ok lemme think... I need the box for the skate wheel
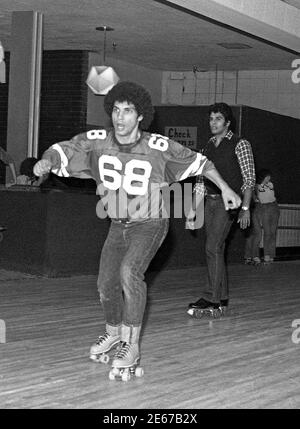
[111,367,120,376]
[135,367,144,377]
[194,310,204,319]
[121,369,131,382]
[90,354,98,362]
[109,370,116,381]
[99,354,110,364]
[187,309,194,316]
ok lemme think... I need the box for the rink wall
[0,186,246,277]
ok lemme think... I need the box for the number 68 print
[291,319,300,344]
[99,155,152,196]
[97,134,169,195]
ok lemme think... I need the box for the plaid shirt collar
[210,130,233,144]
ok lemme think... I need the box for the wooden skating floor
[0,261,300,409]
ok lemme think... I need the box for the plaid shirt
[195,130,255,194]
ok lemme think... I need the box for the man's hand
[221,187,241,210]
[237,210,250,229]
[33,159,52,177]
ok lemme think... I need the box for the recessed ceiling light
[96,26,114,32]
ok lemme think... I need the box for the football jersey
[42,129,213,221]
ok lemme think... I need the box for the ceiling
[281,0,300,9]
[0,0,299,71]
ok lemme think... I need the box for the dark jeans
[202,196,235,304]
[244,204,262,259]
[261,202,280,258]
[97,218,169,327]
[245,201,280,259]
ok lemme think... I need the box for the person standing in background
[16,157,46,186]
[186,102,255,318]
[0,146,17,187]
[0,146,17,231]
[244,168,280,265]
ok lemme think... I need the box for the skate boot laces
[114,341,131,359]
[96,332,110,346]
[90,331,120,355]
[112,341,139,368]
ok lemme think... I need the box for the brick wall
[0,50,89,184]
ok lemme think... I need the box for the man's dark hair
[104,81,154,130]
[208,102,234,128]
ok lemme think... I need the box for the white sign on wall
[165,126,197,150]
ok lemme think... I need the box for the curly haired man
[33,82,241,377]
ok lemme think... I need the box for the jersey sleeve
[42,130,106,179]
[161,136,213,184]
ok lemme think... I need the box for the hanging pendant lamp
[86,26,119,95]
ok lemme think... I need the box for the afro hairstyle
[104,81,154,130]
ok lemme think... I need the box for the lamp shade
[86,65,119,95]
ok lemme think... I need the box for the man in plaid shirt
[186,102,255,318]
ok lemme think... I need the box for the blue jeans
[202,196,235,304]
[259,202,280,258]
[244,204,262,259]
[244,201,280,259]
[97,218,169,327]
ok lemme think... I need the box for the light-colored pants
[245,201,280,259]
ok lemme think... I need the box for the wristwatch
[241,206,249,211]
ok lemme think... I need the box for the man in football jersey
[34,82,241,376]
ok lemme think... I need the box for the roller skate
[219,299,229,316]
[89,327,120,364]
[244,257,261,266]
[187,297,221,318]
[108,341,144,382]
[263,255,274,265]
